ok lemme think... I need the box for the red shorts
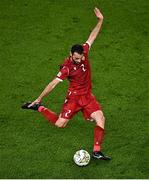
[60,93,102,120]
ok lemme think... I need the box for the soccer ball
[73,149,90,166]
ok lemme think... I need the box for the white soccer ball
[73,149,90,166]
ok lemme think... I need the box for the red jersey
[56,42,92,96]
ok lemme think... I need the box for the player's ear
[70,52,72,56]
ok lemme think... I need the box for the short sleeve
[83,42,91,54]
[56,66,69,81]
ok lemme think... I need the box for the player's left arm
[86,7,104,47]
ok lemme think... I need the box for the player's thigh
[61,98,81,120]
[82,94,102,121]
[90,110,105,129]
[55,117,69,128]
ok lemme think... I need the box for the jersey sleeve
[56,65,69,82]
[83,42,91,54]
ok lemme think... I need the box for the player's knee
[91,110,104,120]
[91,110,105,128]
[55,123,64,128]
[55,118,68,128]
[102,115,105,123]
[55,121,65,128]
[96,114,105,123]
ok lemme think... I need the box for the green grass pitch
[0,0,148,178]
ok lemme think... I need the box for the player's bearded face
[72,52,84,64]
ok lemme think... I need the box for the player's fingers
[94,9,97,16]
[94,7,99,15]
[94,7,98,12]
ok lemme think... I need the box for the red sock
[93,126,104,152]
[38,106,58,124]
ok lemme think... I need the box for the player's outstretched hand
[94,7,103,20]
[28,98,41,107]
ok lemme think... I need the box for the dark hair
[71,44,83,55]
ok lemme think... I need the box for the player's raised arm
[86,7,104,47]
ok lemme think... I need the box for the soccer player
[22,7,111,160]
